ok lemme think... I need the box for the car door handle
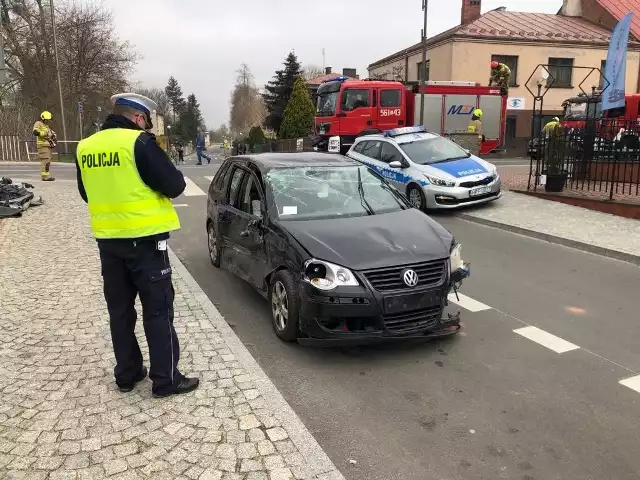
[398,120,404,125]
[367,120,373,126]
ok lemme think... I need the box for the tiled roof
[596,0,640,41]
[306,73,354,86]
[369,9,633,69]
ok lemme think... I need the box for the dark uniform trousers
[98,238,184,396]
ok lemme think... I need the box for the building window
[599,60,607,90]
[416,60,430,82]
[548,57,573,87]
[491,55,518,86]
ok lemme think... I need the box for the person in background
[467,108,485,141]
[176,141,185,164]
[33,111,57,181]
[195,129,211,165]
[75,92,199,398]
[489,61,511,95]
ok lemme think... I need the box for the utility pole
[419,0,429,124]
[322,48,325,71]
[51,0,68,148]
[0,21,7,86]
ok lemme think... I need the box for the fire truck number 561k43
[380,108,402,116]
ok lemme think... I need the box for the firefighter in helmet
[489,61,511,95]
[467,108,485,140]
[33,111,57,181]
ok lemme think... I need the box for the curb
[0,161,73,166]
[457,213,640,267]
[168,248,345,480]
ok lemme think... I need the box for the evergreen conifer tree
[279,76,315,139]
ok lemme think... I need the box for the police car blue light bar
[320,76,349,84]
[384,125,427,137]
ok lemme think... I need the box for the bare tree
[229,63,266,137]
[302,65,324,81]
[0,0,138,138]
[136,87,171,115]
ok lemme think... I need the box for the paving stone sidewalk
[459,191,640,261]
[0,183,344,480]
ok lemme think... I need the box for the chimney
[560,0,582,16]
[461,0,482,25]
[342,68,357,78]
[325,66,332,74]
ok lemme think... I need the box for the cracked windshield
[0,0,639,480]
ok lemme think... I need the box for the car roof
[354,131,440,144]
[229,152,358,173]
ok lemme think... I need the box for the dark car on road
[206,152,470,346]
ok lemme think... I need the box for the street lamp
[51,0,68,148]
[419,0,429,124]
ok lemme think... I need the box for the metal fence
[234,137,315,155]
[527,120,640,198]
[0,135,27,161]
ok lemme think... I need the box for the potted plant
[543,132,568,192]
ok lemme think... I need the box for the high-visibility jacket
[33,120,53,148]
[543,121,563,138]
[467,119,483,134]
[76,128,180,239]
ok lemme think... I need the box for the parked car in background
[206,152,470,345]
[346,126,501,210]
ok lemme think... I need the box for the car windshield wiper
[378,181,407,208]
[357,168,374,215]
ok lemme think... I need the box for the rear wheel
[407,184,426,211]
[269,270,300,342]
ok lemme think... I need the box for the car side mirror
[240,218,264,237]
[389,160,403,168]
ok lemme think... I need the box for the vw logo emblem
[403,269,419,287]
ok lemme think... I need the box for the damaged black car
[206,153,470,346]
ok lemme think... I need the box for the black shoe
[196,162,202,165]
[118,367,148,393]
[152,377,200,398]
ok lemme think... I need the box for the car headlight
[303,259,359,291]
[423,174,455,187]
[450,242,463,272]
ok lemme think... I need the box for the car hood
[417,155,494,180]
[281,209,452,271]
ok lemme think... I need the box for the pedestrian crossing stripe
[204,176,214,181]
[182,177,207,196]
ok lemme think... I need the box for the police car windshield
[398,136,470,165]
[266,165,407,221]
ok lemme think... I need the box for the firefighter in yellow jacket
[75,93,199,398]
[33,111,57,181]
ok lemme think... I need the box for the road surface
[3,152,640,480]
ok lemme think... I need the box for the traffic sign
[77,102,84,113]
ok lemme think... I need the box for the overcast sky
[108,0,562,128]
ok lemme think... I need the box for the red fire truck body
[562,93,640,136]
[314,78,507,155]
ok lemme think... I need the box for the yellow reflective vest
[76,128,180,239]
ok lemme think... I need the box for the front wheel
[407,184,426,211]
[269,270,300,342]
[207,222,221,267]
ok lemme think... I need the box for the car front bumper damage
[297,264,470,347]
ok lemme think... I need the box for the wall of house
[368,43,454,82]
[451,39,640,110]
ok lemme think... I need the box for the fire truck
[313,78,507,155]
[562,92,640,135]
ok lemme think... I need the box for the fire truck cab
[314,78,507,155]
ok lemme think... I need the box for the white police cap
[110,93,158,116]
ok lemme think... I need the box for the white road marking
[172,204,189,207]
[204,176,215,181]
[619,375,640,394]
[513,326,579,354]
[182,176,206,196]
[447,292,492,312]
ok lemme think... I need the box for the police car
[345,126,501,210]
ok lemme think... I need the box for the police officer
[75,93,199,398]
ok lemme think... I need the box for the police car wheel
[269,270,300,342]
[207,222,221,267]
[407,185,426,210]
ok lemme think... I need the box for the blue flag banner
[602,13,632,111]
